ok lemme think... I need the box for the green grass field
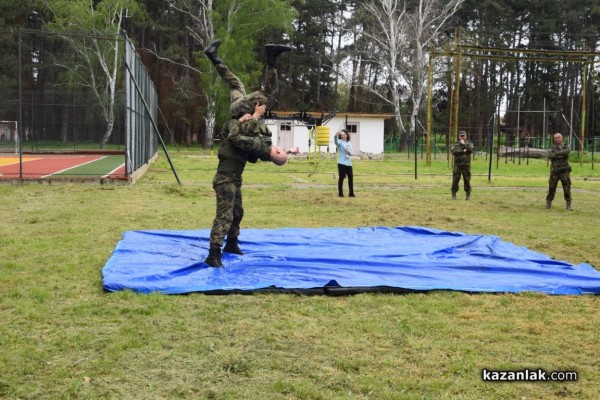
[1,147,599,399]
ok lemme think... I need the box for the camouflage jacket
[451,141,473,167]
[548,143,571,173]
[216,118,272,176]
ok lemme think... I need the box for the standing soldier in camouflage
[202,39,295,268]
[546,132,573,210]
[203,103,272,268]
[451,131,474,200]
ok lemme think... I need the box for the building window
[280,123,291,131]
[346,123,358,133]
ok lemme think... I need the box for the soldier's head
[553,133,563,144]
[229,91,269,119]
[458,131,467,141]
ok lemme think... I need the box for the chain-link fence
[0,28,157,182]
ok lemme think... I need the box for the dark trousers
[209,177,243,247]
[338,164,354,196]
[546,171,571,202]
[451,166,471,194]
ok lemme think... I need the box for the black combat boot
[223,237,244,255]
[204,39,222,65]
[265,44,292,68]
[204,244,223,268]
[452,192,457,200]
[466,193,470,201]
[566,201,573,211]
[546,200,552,209]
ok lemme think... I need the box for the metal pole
[18,29,23,179]
[569,97,574,147]
[517,96,521,165]
[542,97,546,148]
[488,113,495,181]
[581,62,588,163]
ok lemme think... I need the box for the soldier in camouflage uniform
[203,39,295,268]
[204,103,272,268]
[204,39,297,165]
[546,132,572,210]
[451,131,474,200]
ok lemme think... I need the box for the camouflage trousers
[546,171,571,202]
[209,173,243,248]
[215,62,279,108]
[451,165,471,194]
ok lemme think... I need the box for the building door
[277,123,294,149]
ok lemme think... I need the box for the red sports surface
[0,153,126,180]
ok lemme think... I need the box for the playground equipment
[308,125,332,164]
[426,27,600,171]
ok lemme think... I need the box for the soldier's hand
[252,102,266,119]
[239,113,253,122]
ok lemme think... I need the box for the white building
[264,112,394,158]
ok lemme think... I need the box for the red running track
[0,154,126,180]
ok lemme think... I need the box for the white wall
[265,114,387,156]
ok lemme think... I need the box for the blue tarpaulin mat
[102,226,600,295]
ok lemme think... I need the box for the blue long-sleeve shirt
[334,135,353,166]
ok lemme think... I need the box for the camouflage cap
[229,91,269,119]
[247,90,268,105]
[229,97,253,119]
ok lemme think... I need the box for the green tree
[0,0,47,97]
[138,0,295,147]
[129,0,207,145]
[43,0,143,147]
[206,0,295,143]
[0,0,46,27]
[285,0,343,112]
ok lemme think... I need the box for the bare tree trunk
[97,18,122,148]
[357,0,464,145]
[203,97,216,147]
[101,118,115,147]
